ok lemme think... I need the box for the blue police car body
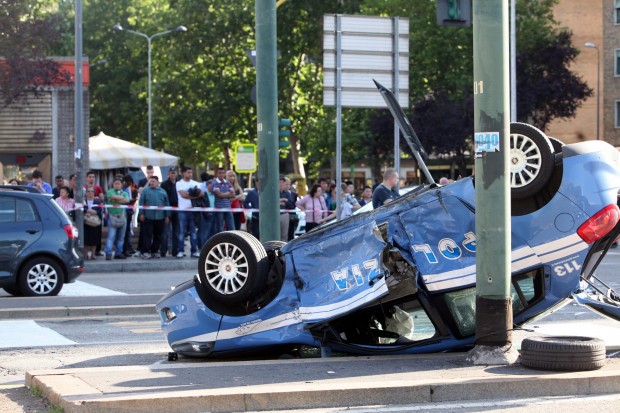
[156,86,620,358]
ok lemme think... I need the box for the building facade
[547,0,619,146]
[0,58,90,184]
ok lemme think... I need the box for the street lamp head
[112,24,123,32]
[584,42,597,49]
[174,25,188,32]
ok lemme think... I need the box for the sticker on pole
[474,132,500,157]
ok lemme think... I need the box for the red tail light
[63,224,77,239]
[577,204,620,244]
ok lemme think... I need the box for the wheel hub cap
[510,132,542,188]
[27,264,58,294]
[204,243,249,295]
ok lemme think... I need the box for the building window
[617,0,620,24]
[616,101,620,128]
[617,50,620,76]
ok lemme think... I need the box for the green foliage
[0,0,71,107]
[14,0,588,180]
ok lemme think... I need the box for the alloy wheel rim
[26,263,58,294]
[204,242,249,295]
[510,132,543,188]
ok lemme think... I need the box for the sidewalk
[84,254,198,273]
[26,353,620,413]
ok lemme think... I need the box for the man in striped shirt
[212,168,235,233]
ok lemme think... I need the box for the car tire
[198,230,268,306]
[547,136,565,154]
[18,257,65,297]
[262,241,286,253]
[521,336,606,371]
[510,122,555,200]
[1,286,21,296]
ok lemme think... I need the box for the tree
[0,0,70,108]
[363,0,590,171]
[516,29,592,130]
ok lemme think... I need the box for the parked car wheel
[510,122,554,200]
[1,286,21,296]
[18,257,65,296]
[198,231,268,306]
[521,336,606,371]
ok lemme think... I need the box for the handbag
[231,199,246,223]
[109,214,125,228]
[84,214,101,227]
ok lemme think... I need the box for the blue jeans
[105,218,127,256]
[178,211,198,255]
[199,213,217,249]
[216,211,235,233]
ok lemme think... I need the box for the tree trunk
[289,133,306,181]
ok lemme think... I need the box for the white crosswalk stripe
[0,320,76,349]
[58,280,126,296]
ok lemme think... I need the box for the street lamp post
[113,24,187,148]
[584,42,600,140]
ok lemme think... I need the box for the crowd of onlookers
[4,166,412,260]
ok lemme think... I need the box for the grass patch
[30,385,44,398]
[30,385,64,413]
[49,404,64,413]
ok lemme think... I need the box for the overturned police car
[156,83,620,358]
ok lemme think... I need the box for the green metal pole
[256,0,280,242]
[473,0,512,347]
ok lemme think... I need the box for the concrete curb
[84,256,198,273]
[0,305,156,319]
[25,355,620,413]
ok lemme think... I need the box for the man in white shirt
[175,166,203,258]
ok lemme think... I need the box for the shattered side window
[330,297,437,346]
[443,288,476,337]
[444,268,544,337]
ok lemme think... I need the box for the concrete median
[26,354,620,413]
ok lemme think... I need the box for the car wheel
[547,136,564,154]
[263,241,286,253]
[2,286,21,296]
[510,122,554,200]
[18,257,65,296]
[521,336,606,371]
[198,230,268,306]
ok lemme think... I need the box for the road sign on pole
[235,144,257,173]
[323,14,409,218]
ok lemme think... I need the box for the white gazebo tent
[88,132,179,169]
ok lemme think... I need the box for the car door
[290,219,389,323]
[399,194,477,293]
[0,195,43,278]
[572,231,620,321]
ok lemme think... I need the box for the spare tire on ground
[520,335,606,371]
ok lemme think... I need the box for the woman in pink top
[295,184,328,232]
[55,186,76,221]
